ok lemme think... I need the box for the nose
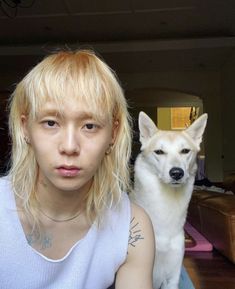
[59,127,79,155]
[169,167,184,181]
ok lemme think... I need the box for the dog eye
[181,148,190,154]
[154,149,165,155]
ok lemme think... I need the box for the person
[0,49,155,289]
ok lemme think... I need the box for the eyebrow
[36,108,102,122]
[37,109,59,117]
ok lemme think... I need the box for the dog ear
[138,111,157,145]
[185,113,208,148]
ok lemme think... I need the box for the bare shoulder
[130,202,151,220]
[128,202,155,251]
[115,202,155,289]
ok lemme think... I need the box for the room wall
[221,53,235,177]
[120,70,223,182]
[0,69,23,173]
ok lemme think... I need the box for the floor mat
[184,222,213,251]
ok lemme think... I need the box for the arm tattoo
[128,217,144,247]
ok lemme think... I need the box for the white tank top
[0,176,131,289]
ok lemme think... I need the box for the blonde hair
[8,49,132,225]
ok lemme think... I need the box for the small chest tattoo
[26,232,53,250]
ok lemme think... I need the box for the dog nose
[169,167,184,180]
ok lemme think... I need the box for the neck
[35,177,91,220]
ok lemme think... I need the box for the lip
[56,165,80,177]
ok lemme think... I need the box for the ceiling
[0,0,235,74]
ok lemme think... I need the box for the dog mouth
[170,177,185,185]
[170,181,182,186]
[161,178,184,186]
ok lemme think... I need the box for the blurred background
[0,0,235,182]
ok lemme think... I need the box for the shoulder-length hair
[8,49,132,225]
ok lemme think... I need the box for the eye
[181,148,190,154]
[154,149,165,155]
[47,120,56,127]
[42,120,58,128]
[83,123,99,131]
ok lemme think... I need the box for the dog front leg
[161,267,181,289]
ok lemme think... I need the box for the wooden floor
[108,249,235,289]
[184,250,235,289]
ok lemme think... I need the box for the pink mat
[184,222,213,251]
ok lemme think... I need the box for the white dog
[132,111,207,289]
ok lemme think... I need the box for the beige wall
[157,108,171,130]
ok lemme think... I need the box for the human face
[21,99,117,196]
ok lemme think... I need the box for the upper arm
[115,203,155,289]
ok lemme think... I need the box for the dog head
[138,112,208,186]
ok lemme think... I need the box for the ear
[21,114,30,140]
[111,120,119,144]
[138,111,158,145]
[185,113,208,147]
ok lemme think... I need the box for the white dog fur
[131,111,208,289]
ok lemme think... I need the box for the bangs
[23,50,119,123]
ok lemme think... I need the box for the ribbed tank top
[0,176,131,289]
